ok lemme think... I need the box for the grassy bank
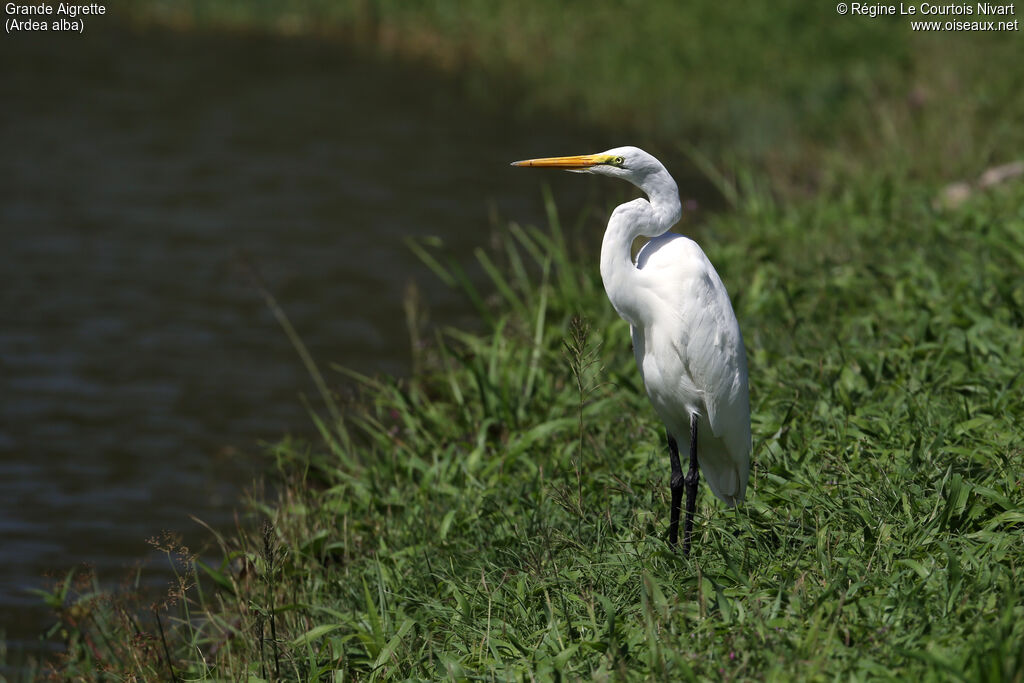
[38,172,1024,678]
[21,2,1024,680]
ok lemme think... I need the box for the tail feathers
[698,435,748,506]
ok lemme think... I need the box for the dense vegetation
[37,175,1024,679]
[19,1,1024,680]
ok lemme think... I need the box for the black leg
[667,431,684,547]
[682,413,699,556]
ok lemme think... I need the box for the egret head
[511,146,674,197]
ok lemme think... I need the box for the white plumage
[630,233,750,505]
[513,146,751,551]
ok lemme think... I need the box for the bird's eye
[613,156,625,166]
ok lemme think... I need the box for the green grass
[34,171,1024,679]
[19,2,1024,679]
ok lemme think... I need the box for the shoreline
[9,2,1024,678]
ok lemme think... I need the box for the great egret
[512,147,750,554]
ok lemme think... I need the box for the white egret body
[512,146,750,552]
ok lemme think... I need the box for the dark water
[0,24,711,657]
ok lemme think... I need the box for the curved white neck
[598,171,681,326]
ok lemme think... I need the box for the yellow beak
[510,153,615,169]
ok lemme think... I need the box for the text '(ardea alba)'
[512,146,751,554]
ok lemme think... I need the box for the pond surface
[0,24,712,656]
